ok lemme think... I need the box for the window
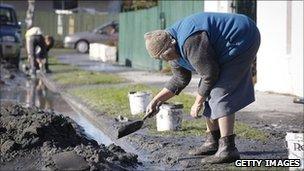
[0,7,17,25]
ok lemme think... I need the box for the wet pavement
[58,52,131,73]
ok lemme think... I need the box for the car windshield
[93,22,118,33]
[0,7,17,25]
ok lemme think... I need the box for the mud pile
[0,104,138,170]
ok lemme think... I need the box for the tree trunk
[25,0,35,29]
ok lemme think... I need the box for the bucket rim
[160,102,184,109]
[286,130,304,134]
[285,133,304,141]
[128,91,151,97]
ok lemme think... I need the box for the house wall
[255,1,303,97]
[204,0,231,13]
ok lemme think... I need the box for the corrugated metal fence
[159,1,205,26]
[119,7,160,70]
[119,1,204,70]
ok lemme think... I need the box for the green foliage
[122,0,158,11]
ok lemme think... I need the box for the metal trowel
[117,102,162,139]
[116,114,150,139]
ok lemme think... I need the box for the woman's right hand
[144,88,175,118]
[145,100,162,118]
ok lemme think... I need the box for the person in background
[25,27,54,77]
[44,35,54,73]
[144,12,260,164]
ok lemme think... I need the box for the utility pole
[25,0,35,29]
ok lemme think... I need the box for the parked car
[0,4,21,67]
[64,21,118,53]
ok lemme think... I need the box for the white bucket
[128,91,151,115]
[156,103,183,131]
[285,131,304,170]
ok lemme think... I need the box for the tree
[122,0,157,12]
[25,0,35,29]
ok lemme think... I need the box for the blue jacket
[166,12,259,71]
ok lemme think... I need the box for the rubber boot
[29,69,36,79]
[188,130,220,156]
[201,134,240,164]
[45,57,52,73]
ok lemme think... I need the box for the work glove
[145,100,162,118]
[190,101,204,118]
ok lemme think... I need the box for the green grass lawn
[69,84,268,141]
[48,56,79,73]
[52,70,125,85]
[48,56,125,86]
[69,84,195,118]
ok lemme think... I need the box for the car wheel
[76,40,89,53]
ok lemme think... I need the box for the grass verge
[69,84,268,141]
[69,84,194,118]
[48,56,125,86]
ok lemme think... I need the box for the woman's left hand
[190,94,206,118]
[190,101,204,118]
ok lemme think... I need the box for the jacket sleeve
[165,60,192,95]
[184,31,219,97]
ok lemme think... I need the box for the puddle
[0,77,112,146]
[82,64,129,72]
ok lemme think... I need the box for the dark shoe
[45,69,52,73]
[189,130,220,156]
[201,134,240,164]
